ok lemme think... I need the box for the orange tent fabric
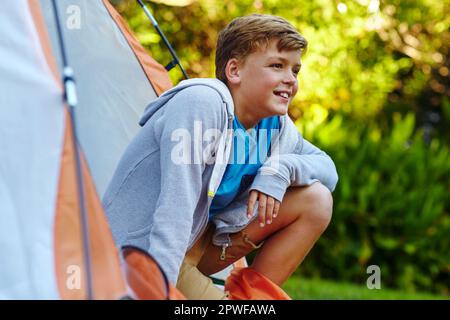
[103,0,172,95]
[122,246,186,300]
[225,267,292,300]
[168,284,188,300]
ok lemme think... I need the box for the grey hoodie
[103,78,338,284]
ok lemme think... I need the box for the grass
[282,276,449,300]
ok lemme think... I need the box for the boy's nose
[282,71,297,84]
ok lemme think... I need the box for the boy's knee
[298,182,333,229]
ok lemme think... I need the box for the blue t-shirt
[209,116,280,219]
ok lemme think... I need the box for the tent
[0,0,172,299]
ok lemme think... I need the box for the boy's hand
[247,190,281,227]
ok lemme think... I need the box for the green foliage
[297,112,450,295]
[113,0,449,295]
[116,0,449,128]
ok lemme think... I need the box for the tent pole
[51,0,94,300]
[136,0,189,79]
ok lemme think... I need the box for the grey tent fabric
[40,0,159,196]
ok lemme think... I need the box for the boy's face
[232,39,302,119]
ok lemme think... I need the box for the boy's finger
[273,201,280,218]
[247,190,258,218]
[266,197,275,225]
[258,194,267,227]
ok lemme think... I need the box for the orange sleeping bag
[225,267,291,300]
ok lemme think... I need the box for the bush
[296,112,450,295]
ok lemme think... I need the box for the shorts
[176,223,263,300]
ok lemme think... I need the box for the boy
[103,14,338,299]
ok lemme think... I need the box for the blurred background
[111,0,449,298]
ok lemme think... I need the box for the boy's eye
[271,63,283,69]
[293,69,300,76]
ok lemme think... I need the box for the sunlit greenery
[112,0,449,295]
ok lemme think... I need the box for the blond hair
[215,14,308,83]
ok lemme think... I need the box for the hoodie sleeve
[146,85,225,284]
[250,116,338,202]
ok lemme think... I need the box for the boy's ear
[225,58,241,85]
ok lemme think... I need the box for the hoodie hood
[139,78,235,126]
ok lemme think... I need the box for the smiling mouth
[273,91,290,99]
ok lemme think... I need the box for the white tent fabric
[0,0,62,299]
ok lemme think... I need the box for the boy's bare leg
[244,182,333,285]
[198,182,333,286]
